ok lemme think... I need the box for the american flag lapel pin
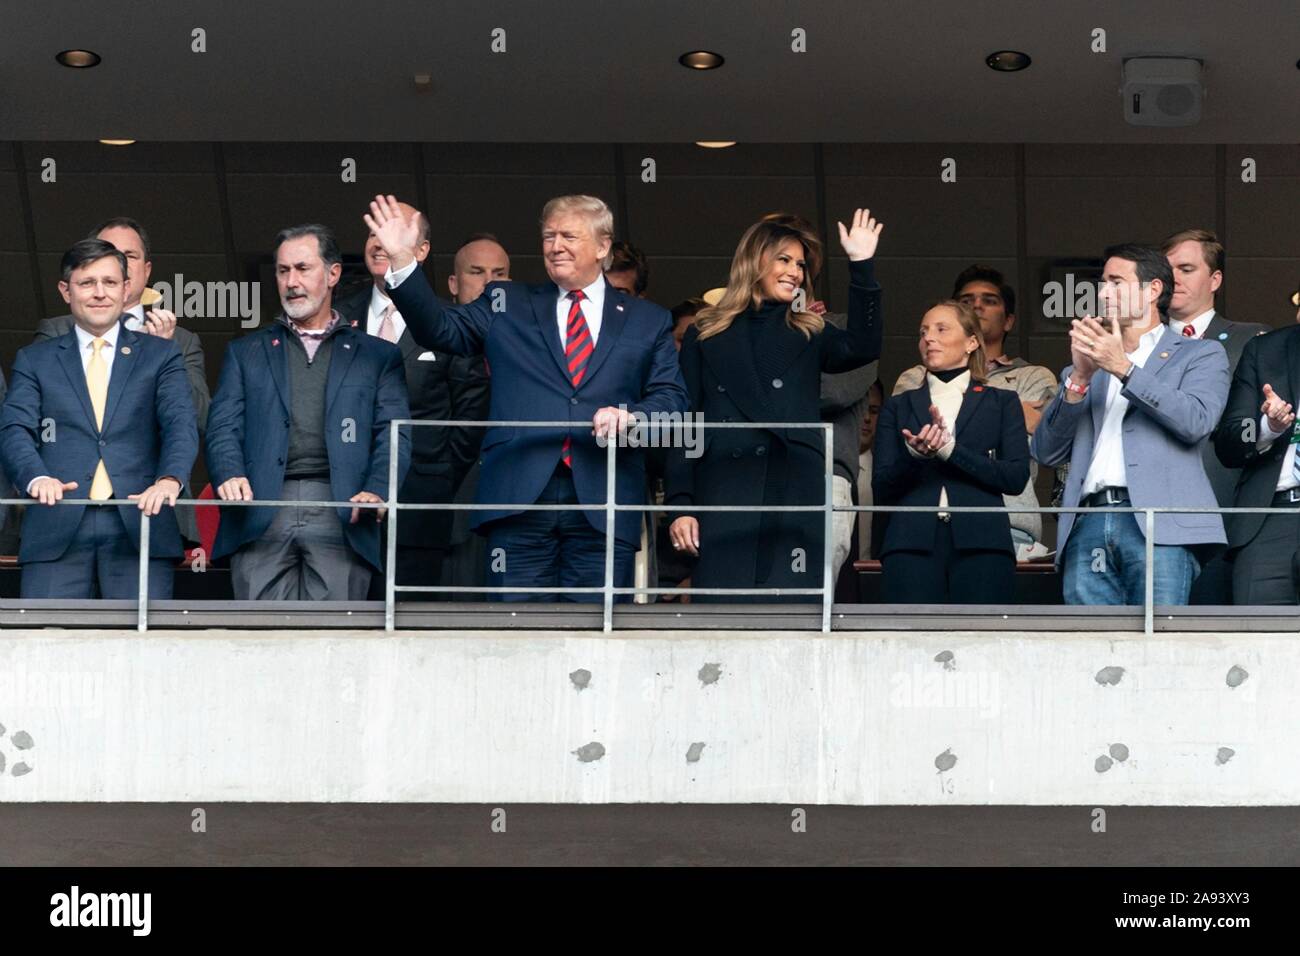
[272,338,280,346]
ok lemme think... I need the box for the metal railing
[0,417,1295,635]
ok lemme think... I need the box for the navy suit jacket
[205,317,412,569]
[0,324,198,563]
[874,382,1030,557]
[388,268,689,547]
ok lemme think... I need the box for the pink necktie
[377,303,398,343]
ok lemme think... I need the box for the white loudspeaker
[1121,57,1203,127]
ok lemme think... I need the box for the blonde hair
[924,299,988,383]
[539,195,615,269]
[694,219,824,340]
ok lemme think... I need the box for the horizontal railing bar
[395,586,826,595]
[385,419,831,429]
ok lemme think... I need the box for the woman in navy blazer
[873,301,1030,604]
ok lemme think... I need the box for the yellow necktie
[87,337,113,501]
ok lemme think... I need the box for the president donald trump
[365,193,688,601]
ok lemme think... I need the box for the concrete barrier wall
[0,628,1286,804]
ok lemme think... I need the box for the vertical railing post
[1144,508,1155,636]
[137,508,150,633]
[385,418,399,633]
[603,422,617,633]
[821,422,834,633]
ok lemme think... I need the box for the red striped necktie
[1181,323,1197,337]
[561,289,593,467]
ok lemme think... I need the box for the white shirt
[907,370,970,514]
[1169,307,1215,339]
[366,285,407,341]
[1258,415,1300,492]
[122,304,145,332]
[387,259,605,347]
[73,320,122,376]
[857,448,874,559]
[554,275,605,349]
[1081,323,1165,495]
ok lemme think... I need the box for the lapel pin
[120,346,130,355]
[972,385,984,392]
[343,343,351,349]
[616,304,624,312]
[350,319,359,327]
[271,338,280,347]
[1218,332,1229,341]
[1159,351,1170,359]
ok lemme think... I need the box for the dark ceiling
[4,0,1298,142]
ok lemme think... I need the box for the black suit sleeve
[445,353,490,485]
[1214,334,1286,469]
[664,327,703,515]
[871,395,926,504]
[821,259,883,374]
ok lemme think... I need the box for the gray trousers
[230,478,372,601]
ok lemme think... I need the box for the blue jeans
[1063,508,1200,606]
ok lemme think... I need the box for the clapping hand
[1070,316,1128,378]
[837,208,884,261]
[902,404,952,457]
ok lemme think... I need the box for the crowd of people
[1,196,1299,608]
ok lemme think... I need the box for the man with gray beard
[206,224,410,600]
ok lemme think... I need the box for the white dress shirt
[122,304,146,332]
[554,275,605,348]
[857,448,874,559]
[906,370,970,515]
[366,285,407,341]
[73,321,122,376]
[1081,323,1165,495]
[387,259,605,347]
[1169,307,1215,339]
[1258,415,1300,492]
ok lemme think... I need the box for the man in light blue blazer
[1031,243,1230,605]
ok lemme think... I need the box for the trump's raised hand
[363,194,423,273]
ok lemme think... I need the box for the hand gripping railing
[378,418,838,633]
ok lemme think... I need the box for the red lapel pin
[972,385,984,392]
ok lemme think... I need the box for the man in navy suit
[0,239,198,598]
[364,193,689,601]
[205,224,411,601]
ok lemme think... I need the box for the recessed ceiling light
[986,50,1031,72]
[695,141,736,149]
[99,139,135,146]
[56,49,101,68]
[679,50,724,70]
